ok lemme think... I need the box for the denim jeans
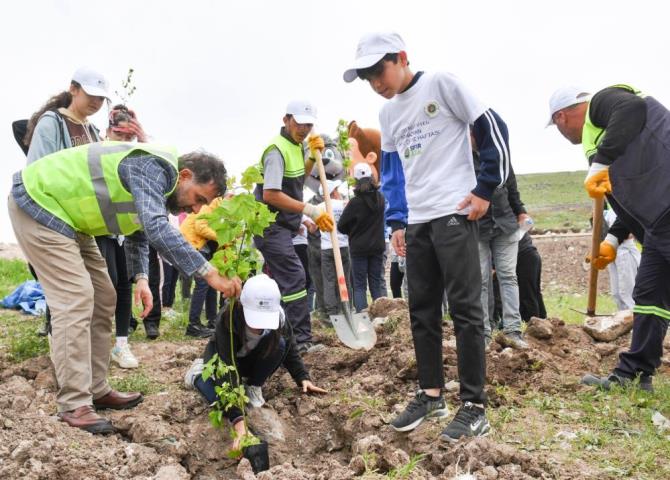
[351,253,385,312]
[195,336,287,403]
[479,230,522,336]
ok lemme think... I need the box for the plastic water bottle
[520,216,534,232]
[398,255,406,273]
[514,216,534,241]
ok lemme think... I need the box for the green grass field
[516,170,592,232]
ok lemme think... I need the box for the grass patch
[543,291,618,325]
[110,369,164,395]
[0,309,48,363]
[492,380,670,479]
[517,170,591,231]
[0,259,32,297]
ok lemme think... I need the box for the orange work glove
[586,235,618,270]
[302,203,334,232]
[584,163,612,199]
[307,134,325,156]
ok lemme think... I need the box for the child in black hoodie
[338,164,387,312]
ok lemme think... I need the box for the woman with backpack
[21,67,110,337]
[337,163,387,312]
[24,67,109,163]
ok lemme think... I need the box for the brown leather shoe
[58,405,115,434]
[93,390,144,410]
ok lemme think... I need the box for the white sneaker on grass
[111,344,139,369]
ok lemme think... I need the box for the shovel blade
[330,311,377,350]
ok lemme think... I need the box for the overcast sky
[2,0,669,242]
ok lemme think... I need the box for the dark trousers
[321,247,353,315]
[516,246,546,321]
[294,244,312,308]
[195,336,287,403]
[161,260,178,308]
[181,274,192,299]
[29,263,52,333]
[96,237,132,337]
[406,215,486,405]
[351,253,385,312]
[189,250,218,327]
[255,224,312,344]
[144,246,161,328]
[615,221,670,378]
[307,236,325,313]
[390,262,404,298]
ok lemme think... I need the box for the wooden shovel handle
[587,196,605,316]
[313,150,349,303]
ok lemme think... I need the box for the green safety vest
[255,134,305,230]
[582,84,643,161]
[258,134,305,180]
[22,141,179,236]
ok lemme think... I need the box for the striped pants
[615,222,670,378]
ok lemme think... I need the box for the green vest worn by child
[254,134,305,231]
[22,141,178,236]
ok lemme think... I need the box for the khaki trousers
[9,196,115,412]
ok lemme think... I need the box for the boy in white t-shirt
[318,180,353,317]
[344,32,509,442]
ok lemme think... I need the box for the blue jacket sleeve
[380,150,408,231]
[471,109,510,201]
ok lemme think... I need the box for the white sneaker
[163,309,178,320]
[184,358,204,389]
[245,385,265,408]
[111,344,139,369]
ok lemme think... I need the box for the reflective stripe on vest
[22,141,178,236]
[259,134,305,179]
[582,84,643,161]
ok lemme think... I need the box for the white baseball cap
[72,66,110,99]
[318,179,343,197]
[353,163,372,180]
[546,86,591,126]
[286,100,317,124]
[343,32,406,83]
[240,274,282,330]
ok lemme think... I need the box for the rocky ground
[0,236,667,479]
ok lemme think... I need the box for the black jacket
[202,301,310,423]
[474,151,526,241]
[337,188,386,256]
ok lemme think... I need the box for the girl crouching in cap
[184,274,326,448]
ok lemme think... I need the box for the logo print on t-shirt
[424,101,439,117]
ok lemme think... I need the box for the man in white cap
[548,83,670,393]
[253,101,334,354]
[343,31,511,442]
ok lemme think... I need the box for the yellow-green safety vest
[255,134,305,230]
[22,141,179,236]
[582,84,643,161]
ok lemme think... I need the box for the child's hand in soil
[302,380,327,394]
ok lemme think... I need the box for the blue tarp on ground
[1,280,46,316]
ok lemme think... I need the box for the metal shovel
[313,149,377,350]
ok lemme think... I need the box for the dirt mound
[0,300,645,479]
